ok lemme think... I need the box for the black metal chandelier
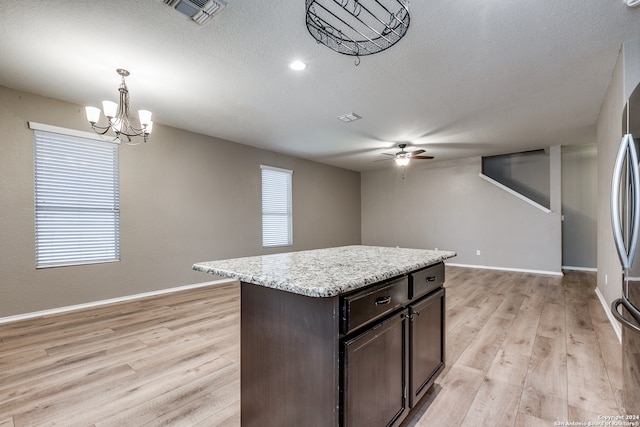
[305,0,410,64]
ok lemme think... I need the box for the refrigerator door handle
[628,134,640,267]
[611,135,629,267]
[611,134,640,269]
[612,297,640,334]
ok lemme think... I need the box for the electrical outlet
[476,249,481,256]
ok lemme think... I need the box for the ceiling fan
[377,144,434,166]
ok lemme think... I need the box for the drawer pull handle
[374,296,391,306]
[426,276,437,282]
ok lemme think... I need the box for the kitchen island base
[241,282,340,426]
[240,263,446,427]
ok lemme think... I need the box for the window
[32,124,120,268]
[261,165,292,247]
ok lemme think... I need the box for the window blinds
[261,165,292,247]
[34,130,120,268]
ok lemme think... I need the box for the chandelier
[305,0,410,64]
[85,69,153,145]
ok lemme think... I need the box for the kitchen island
[193,245,456,427]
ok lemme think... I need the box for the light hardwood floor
[0,267,622,426]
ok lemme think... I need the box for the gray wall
[561,144,597,270]
[482,150,551,209]
[597,40,640,311]
[0,85,361,317]
[361,154,563,274]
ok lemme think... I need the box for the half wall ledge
[479,173,552,213]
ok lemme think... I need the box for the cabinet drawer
[342,276,409,334]
[410,263,444,299]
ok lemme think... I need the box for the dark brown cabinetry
[341,266,445,427]
[343,311,408,427]
[409,288,445,407]
[240,262,445,427]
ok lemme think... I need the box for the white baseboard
[446,262,564,277]
[595,287,622,343]
[562,265,597,272]
[0,278,238,326]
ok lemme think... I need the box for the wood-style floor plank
[404,365,485,427]
[0,268,622,426]
[588,298,625,410]
[566,331,619,415]
[461,377,523,427]
[456,315,514,373]
[517,335,568,422]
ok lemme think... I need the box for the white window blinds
[34,129,120,268]
[261,165,292,247]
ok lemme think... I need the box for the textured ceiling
[0,1,639,171]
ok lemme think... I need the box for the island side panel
[241,282,341,427]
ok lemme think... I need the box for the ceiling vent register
[164,0,228,25]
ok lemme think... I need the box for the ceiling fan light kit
[394,155,410,166]
[379,143,434,167]
[305,0,410,64]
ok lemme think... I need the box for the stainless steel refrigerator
[610,98,640,416]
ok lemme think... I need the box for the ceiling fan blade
[373,157,393,162]
[380,153,395,157]
[410,149,425,156]
[413,155,435,160]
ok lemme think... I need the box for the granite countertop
[193,245,456,298]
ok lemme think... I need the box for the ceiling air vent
[337,113,361,123]
[164,0,228,25]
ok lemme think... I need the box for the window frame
[30,122,121,268]
[260,165,293,248]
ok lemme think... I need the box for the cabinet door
[343,312,408,427]
[409,288,445,408]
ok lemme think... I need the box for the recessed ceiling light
[289,61,307,71]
